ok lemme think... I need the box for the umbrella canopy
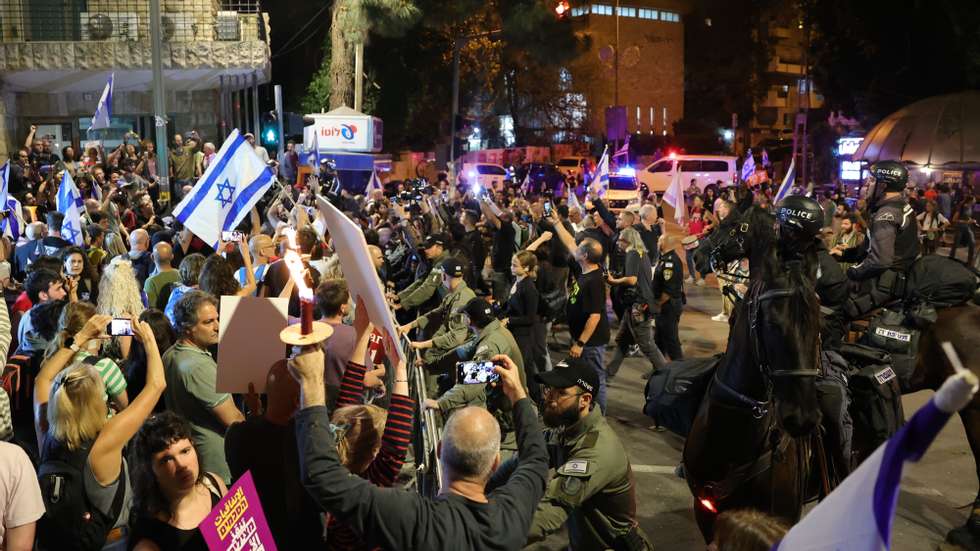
[852,91,980,170]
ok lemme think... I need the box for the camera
[457,361,499,385]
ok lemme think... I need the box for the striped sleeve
[364,394,416,488]
[337,361,367,407]
[95,358,128,397]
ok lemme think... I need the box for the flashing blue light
[616,166,636,177]
[468,170,478,179]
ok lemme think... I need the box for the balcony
[760,90,788,108]
[0,0,270,91]
[767,57,803,76]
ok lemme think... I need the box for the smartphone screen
[544,201,553,215]
[109,318,133,337]
[457,361,499,385]
[221,230,243,242]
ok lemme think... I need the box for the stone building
[567,1,686,138]
[0,0,270,156]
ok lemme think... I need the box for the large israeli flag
[740,148,755,181]
[88,73,114,131]
[774,158,796,203]
[173,129,277,248]
[299,131,322,167]
[367,169,383,194]
[774,371,977,551]
[56,172,85,246]
[589,146,610,197]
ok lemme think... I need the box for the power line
[271,4,330,58]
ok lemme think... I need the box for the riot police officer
[524,359,651,550]
[653,234,685,362]
[392,234,451,313]
[832,160,919,317]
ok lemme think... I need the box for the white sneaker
[695,279,706,287]
[684,276,694,284]
[711,313,729,322]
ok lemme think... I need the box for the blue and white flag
[740,148,755,181]
[567,190,583,213]
[613,136,630,160]
[88,73,114,131]
[589,146,610,197]
[0,162,9,210]
[761,148,770,167]
[299,131,322,167]
[1,196,24,241]
[173,129,277,249]
[520,170,531,196]
[56,171,85,246]
[775,371,977,551]
[773,158,796,204]
[367,169,383,194]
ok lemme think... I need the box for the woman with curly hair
[128,411,228,551]
[97,257,147,359]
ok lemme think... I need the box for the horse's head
[750,263,822,438]
[692,207,760,275]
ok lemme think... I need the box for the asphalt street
[528,275,976,551]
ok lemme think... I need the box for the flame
[282,228,314,301]
[698,498,717,513]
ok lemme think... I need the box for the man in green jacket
[393,234,451,313]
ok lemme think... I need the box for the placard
[216,296,288,393]
[200,471,278,551]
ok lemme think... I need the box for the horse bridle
[706,222,752,281]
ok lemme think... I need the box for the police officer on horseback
[832,160,919,318]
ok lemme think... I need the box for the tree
[809,0,980,125]
[328,0,420,109]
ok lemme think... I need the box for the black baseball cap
[420,234,446,249]
[535,358,599,396]
[462,297,494,326]
[440,258,465,278]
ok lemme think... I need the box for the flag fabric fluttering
[567,190,583,213]
[612,136,630,161]
[0,162,23,241]
[88,73,114,132]
[0,162,9,210]
[56,172,85,246]
[773,158,797,204]
[774,370,978,551]
[589,146,610,197]
[520,170,531,195]
[367,169,384,194]
[761,148,770,167]
[740,148,755,182]
[299,131,322,167]
[662,162,687,225]
[173,129,277,249]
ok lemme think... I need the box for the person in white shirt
[0,441,45,551]
[917,200,949,256]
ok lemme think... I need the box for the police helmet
[776,195,824,238]
[868,160,908,192]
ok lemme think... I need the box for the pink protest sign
[199,471,278,551]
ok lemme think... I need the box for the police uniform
[653,249,684,360]
[526,362,650,550]
[414,260,476,368]
[398,236,450,312]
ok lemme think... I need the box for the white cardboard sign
[216,296,289,393]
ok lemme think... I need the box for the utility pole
[354,41,364,112]
[274,85,285,162]
[800,5,811,191]
[449,38,461,179]
[149,0,170,203]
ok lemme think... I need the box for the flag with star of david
[56,171,85,246]
[173,129,277,249]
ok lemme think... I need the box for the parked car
[603,169,642,211]
[461,163,510,192]
[556,156,592,180]
[515,163,566,195]
[638,155,737,195]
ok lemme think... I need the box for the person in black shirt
[548,210,611,413]
[505,250,544,403]
[291,346,549,551]
[653,235,685,361]
[634,204,662,264]
[8,148,32,197]
[481,198,517,302]
[459,209,488,292]
[41,211,72,255]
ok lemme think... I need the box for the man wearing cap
[430,298,527,455]
[393,234,450,313]
[245,131,270,164]
[519,359,649,550]
[400,258,476,390]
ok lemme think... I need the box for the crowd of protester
[0,128,974,551]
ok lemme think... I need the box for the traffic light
[260,111,279,146]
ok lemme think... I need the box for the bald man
[143,241,181,308]
[128,228,154,286]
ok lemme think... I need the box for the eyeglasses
[542,386,584,400]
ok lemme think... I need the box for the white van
[461,163,510,192]
[638,155,737,194]
[556,156,592,179]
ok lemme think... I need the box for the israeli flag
[367,169,383,194]
[299,131,321,167]
[0,162,9,210]
[88,73,114,132]
[740,148,755,181]
[761,148,770,167]
[520,170,531,195]
[56,172,85,246]
[613,135,630,160]
[774,158,796,203]
[589,146,610,197]
[567,190,583,213]
[173,129,277,249]
[775,371,977,551]
[0,163,23,241]
[662,162,687,224]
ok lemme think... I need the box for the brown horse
[683,205,823,541]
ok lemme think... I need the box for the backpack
[643,354,723,437]
[864,309,920,356]
[36,440,126,551]
[847,362,904,454]
[905,255,979,308]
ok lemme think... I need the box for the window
[617,6,636,17]
[649,107,655,132]
[591,4,613,15]
[636,106,641,131]
[609,176,637,190]
[701,160,730,172]
[648,160,673,173]
[477,165,507,176]
[777,85,789,98]
[660,11,679,22]
[783,113,792,126]
[571,6,589,16]
[638,8,659,19]
[678,160,701,172]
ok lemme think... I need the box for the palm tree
[329,0,419,109]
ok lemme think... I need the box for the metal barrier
[403,337,443,497]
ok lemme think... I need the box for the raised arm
[547,210,578,255]
[89,320,166,485]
